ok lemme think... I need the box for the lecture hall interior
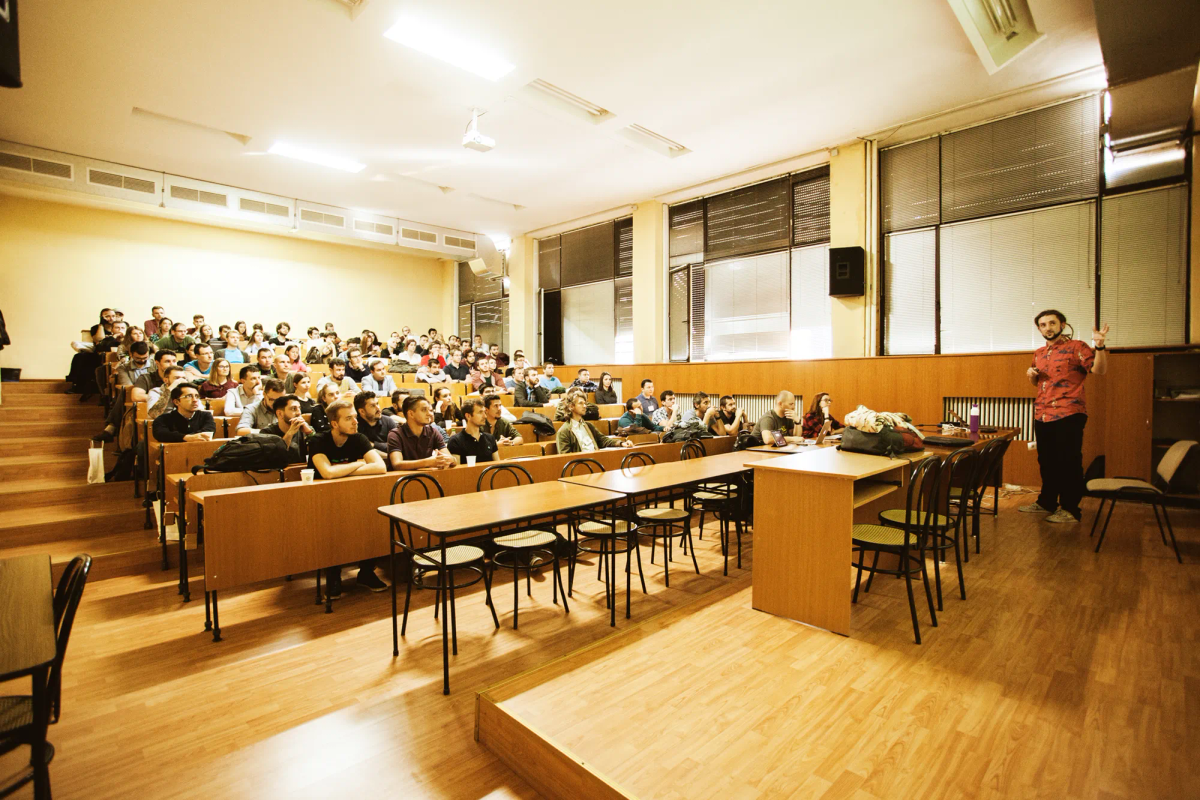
[0,0,1199,798]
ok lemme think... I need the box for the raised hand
[1093,323,1109,348]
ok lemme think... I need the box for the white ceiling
[0,0,1102,238]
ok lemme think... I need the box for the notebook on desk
[922,435,976,447]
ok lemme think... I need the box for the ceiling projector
[463,109,495,152]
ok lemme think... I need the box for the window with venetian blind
[562,281,616,363]
[790,244,832,358]
[702,250,790,361]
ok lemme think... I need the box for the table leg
[391,531,399,657]
[204,590,212,631]
[30,664,50,800]
[178,480,190,602]
[211,591,222,642]
[441,538,450,695]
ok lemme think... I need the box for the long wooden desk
[379,481,626,693]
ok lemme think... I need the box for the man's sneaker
[357,570,388,593]
[1045,509,1079,524]
[1019,502,1051,513]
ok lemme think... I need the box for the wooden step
[0,436,96,458]
[2,529,173,583]
[0,500,150,547]
[0,476,132,508]
[1,380,72,394]
[0,393,99,408]
[0,454,94,481]
[0,404,107,424]
[0,419,104,438]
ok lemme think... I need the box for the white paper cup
[300,469,315,483]
[466,455,477,466]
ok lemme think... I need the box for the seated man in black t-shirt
[260,394,313,464]
[307,400,389,596]
[446,398,499,465]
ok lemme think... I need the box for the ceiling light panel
[522,79,616,125]
[618,124,691,158]
[268,142,366,173]
[383,18,514,82]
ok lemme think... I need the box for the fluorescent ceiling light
[383,19,514,82]
[267,142,365,173]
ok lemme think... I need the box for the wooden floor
[2,491,1198,799]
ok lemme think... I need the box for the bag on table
[838,425,920,458]
[195,434,291,473]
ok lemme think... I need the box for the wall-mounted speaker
[0,1,19,89]
[829,246,865,297]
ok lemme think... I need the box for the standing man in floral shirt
[1021,310,1108,523]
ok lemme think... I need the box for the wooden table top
[558,450,782,495]
[749,446,916,480]
[0,554,57,679]
[377,480,625,537]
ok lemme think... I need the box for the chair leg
[852,547,866,603]
[391,553,399,657]
[440,566,450,696]
[698,509,706,540]
[953,523,966,601]
[401,573,413,635]
[1094,498,1119,553]
[721,514,729,577]
[448,568,458,656]
[1151,504,1168,545]
[662,530,671,588]
[864,550,881,594]
[482,563,500,629]
[1161,505,1183,564]
[686,518,699,575]
[904,554,921,645]
[632,536,647,594]
[931,539,944,612]
[512,555,520,630]
[918,547,937,628]
[1089,498,1107,538]
[735,516,744,569]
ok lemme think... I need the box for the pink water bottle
[969,403,980,438]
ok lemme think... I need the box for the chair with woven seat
[620,451,698,587]
[948,437,1009,560]
[388,475,498,695]
[0,554,92,800]
[852,459,940,644]
[477,464,570,629]
[1088,440,1197,563]
[681,440,744,575]
[560,458,646,614]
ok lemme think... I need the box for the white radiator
[943,396,1034,441]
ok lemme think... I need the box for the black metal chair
[620,451,698,587]
[680,440,744,574]
[1087,440,1197,563]
[560,458,646,615]
[949,437,1009,559]
[477,464,570,629]
[388,475,497,695]
[0,554,92,800]
[851,459,940,644]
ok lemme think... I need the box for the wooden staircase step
[0,405,107,424]
[0,393,99,408]
[1,529,173,583]
[0,419,104,437]
[0,454,93,480]
[0,436,96,458]
[0,380,72,394]
[0,500,150,546]
[0,476,132,507]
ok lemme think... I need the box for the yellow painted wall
[828,141,874,358]
[507,235,538,359]
[632,201,664,363]
[0,194,453,379]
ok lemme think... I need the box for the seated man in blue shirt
[183,343,216,380]
[617,398,661,431]
[538,361,566,394]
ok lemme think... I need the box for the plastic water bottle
[969,404,980,438]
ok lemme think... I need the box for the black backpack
[662,423,713,443]
[517,412,556,436]
[193,434,291,473]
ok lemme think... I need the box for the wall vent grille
[301,208,346,227]
[0,151,74,180]
[88,169,155,194]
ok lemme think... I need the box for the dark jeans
[324,560,376,585]
[1034,413,1087,518]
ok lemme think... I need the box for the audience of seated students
[388,395,456,471]
[471,357,508,393]
[446,398,500,465]
[354,390,397,454]
[151,383,216,443]
[283,372,317,413]
[147,366,190,418]
[594,372,619,406]
[309,384,339,433]
[801,392,843,438]
[224,365,262,415]
[416,358,449,384]
[480,394,522,445]
[144,306,166,338]
[651,390,679,431]
[237,378,286,435]
[93,341,154,442]
[432,386,463,428]
[753,390,804,444]
[516,368,550,407]
[618,398,660,432]
[284,344,307,373]
[156,321,195,355]
[260,393,313,463]
[504,365,524,391]
[635,379,659,416]
[344,348,370,382]
[707,395,746,436]
[538,362,565,394]
[270,322,292,346]
[307,399,389,597]
[556,392,632,453]
[220,330,246,363]
[183,343,216,380]
[199,358,237,401]
[131,349,178,403]
[360,359,397,395]
[569,368,599,393]
[443,349,470,381]
[316,358,358,396]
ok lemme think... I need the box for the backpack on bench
[193,434,292,474]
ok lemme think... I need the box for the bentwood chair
[388,475,497,694]
[681,440,744,575]
[851,458,940,644]
[1088,440,1197,563]
[560,459,646,611]
[949,437,1009,559]
[620,451,698,587]
[0,555,92,800]
[477,464,569,629]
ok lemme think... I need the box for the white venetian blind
[668,268,690,361]
[702,250,790,361]
[562,281,616,363]
[883,229,937,355]
[1100,185,1188,347]
[940,201,1095,353]
[614,277,634,363]
[789,244,832,358]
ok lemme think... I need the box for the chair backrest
[561,457,605,477]
[389,473,445,504]
[1156,440,1198,485]
[902,456,942,542]
[476,463,534,491]
[621,451,655,469]
[680,440,706,460]
[941,447,983,524]
[48,554,92,723]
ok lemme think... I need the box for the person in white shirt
[396,339,422,365]
[223,365,263,415]
[360,360,398,395]
[244,329,272,360]
[416,360,449,383]
[316,358,358,396]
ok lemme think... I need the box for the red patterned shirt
[1032,338,1095,422]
